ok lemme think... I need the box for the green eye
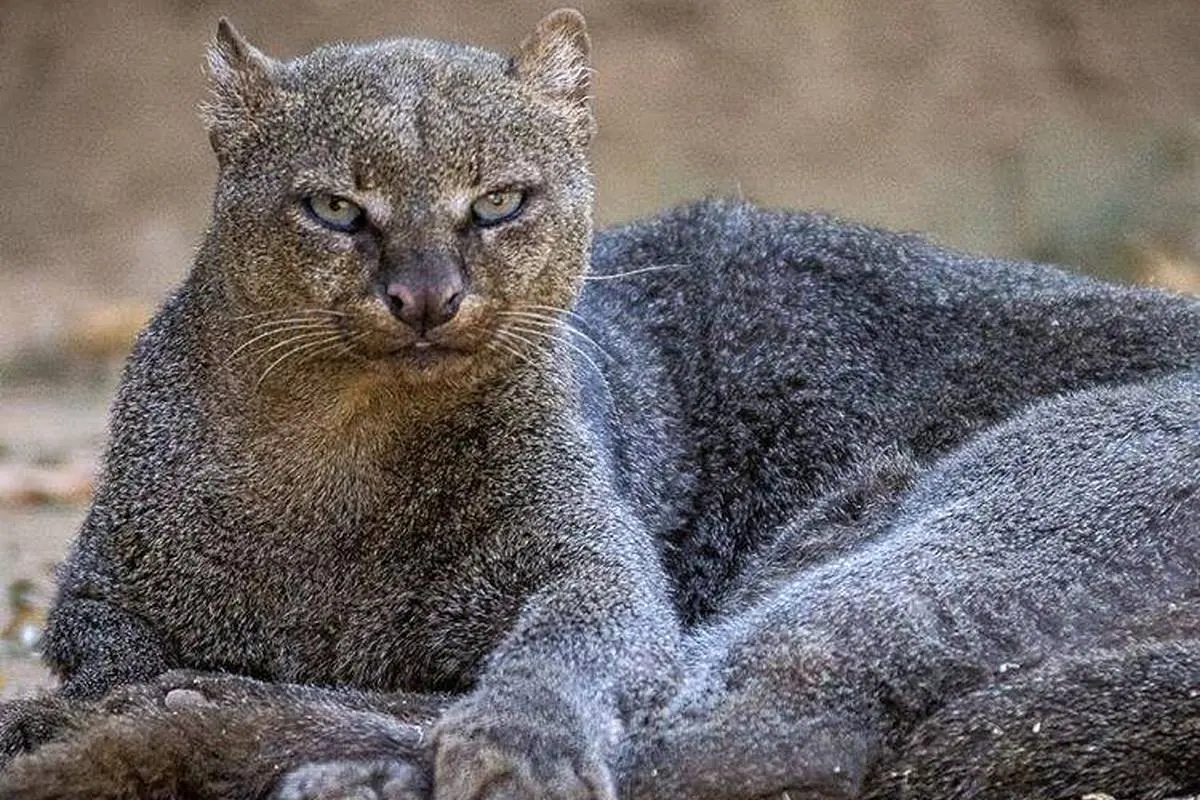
[471,189,526,227]
[305,193,365,232]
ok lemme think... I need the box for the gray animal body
[1,10,1198,800]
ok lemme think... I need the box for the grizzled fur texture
[863,606,1200,800]
[2,9,1200,800]
[0,674,446,800]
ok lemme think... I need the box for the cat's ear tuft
[513,9,595,142]
[202,18,278,157]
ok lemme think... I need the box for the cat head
[200,11,595,392]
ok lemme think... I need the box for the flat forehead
[267,38,529,184]
[284,38,511,103]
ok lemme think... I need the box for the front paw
[432,695,615,800]
[273,758,428,800]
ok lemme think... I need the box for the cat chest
[139,501,535,693]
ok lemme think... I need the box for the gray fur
[1,10,1199,800]
[865,608,1200,800]
[619,370,1200,798]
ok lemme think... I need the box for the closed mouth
[384,339,469,367]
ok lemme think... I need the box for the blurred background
[1,0,1198,695]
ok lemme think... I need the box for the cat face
[203,12,594,389]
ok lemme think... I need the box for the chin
[387,342,464,368]
[365,342,487,389]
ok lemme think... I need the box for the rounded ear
[201,18,278,157]
[511,9,595,143]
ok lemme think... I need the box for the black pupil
[490,194,505,207]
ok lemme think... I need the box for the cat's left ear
[512,9,595,143]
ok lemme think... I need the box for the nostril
[444,288,465,317]
[386,282,416,312]
[385,281,422,327]
[383,280,463,331]
[384,293,403,318]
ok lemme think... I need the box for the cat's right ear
[201,19,277,159]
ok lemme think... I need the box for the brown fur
[0,677,445,800]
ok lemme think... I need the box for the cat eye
[471,189,526,227]
[305,193,366,232]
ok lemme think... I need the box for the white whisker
[488,333,538,370]
[493,326,542,355]
[245,330,343,369]
[582,262,685,281]
[231,308,349,321]
[243,317,340,333]
[503,322,606,381]
[254,335,344,390]
[520,303,593,328]
[497,310,612,361]
[296,336,355,368]
[225,322,335,363]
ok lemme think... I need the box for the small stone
[164,688,211,709]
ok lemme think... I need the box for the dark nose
[381,254,466,334]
